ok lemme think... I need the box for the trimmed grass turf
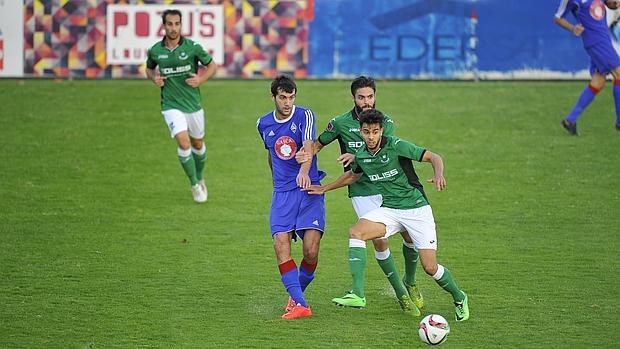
[0,79,619,348]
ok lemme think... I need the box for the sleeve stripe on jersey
[304,109,314,141]
[555,0,569,18]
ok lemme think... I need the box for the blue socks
[614,80,620,125]
[299,259,317,292]
[279,259,307,307]
[566,84,599,123]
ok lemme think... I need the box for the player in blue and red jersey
[555,0,620,135]
[256,75,326,319]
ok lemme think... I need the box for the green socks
[349,247,367,298]
[376,252,408,299]
[434,265,465,303]
[192,146,207,181]
[402,243,419,286]
[178,147,198,186]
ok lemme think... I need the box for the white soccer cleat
[191,184,207,203]
[198,179,208,201]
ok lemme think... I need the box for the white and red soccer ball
[418,314,450,345]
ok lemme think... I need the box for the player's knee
[303,248,318,263]
[190,139,204,149]
[423,264,437,276]
[177,141,191,150]
[348,226,363,240]
[272,236,288,251]
[372,238,388,251]
[590,77,606,90]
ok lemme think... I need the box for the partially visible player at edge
[555,0,620,135]
[296,76,424,314]
[304,109,469,322]
[256,75,327,319]
[145,9,217,202]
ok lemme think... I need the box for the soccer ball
[418,314,450,345]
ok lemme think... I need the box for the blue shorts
[270,188,325,240]
[587,41,620,76]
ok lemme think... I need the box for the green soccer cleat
[403,280,424,309]
[455,292,469,322]
[398,294,421,316]
[332,292,366,308]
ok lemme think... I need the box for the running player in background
[145,9,217,202]
[555,0,620,135]
[256,75,326,319]
[296,76,423,315]
[304,109,469,322]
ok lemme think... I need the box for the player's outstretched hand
[572,24,584,36]
[427,175,446,192]
[337,153,355,167]
[302,185,325,195]
[295,147,312,164]
[152,73,166,87]
[297,172,311,189]
[185,73,201,88]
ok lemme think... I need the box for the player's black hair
[351,76,376,96]
[271,74,297,96]
[162,9,182,24]
[358,108,384,127]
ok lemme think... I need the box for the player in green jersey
[145,9,217,203]
[304,109,469,322]
[296,77,423,314]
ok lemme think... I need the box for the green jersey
[317,109,395,197]
[351,135,429,210]
[146,37,213,113]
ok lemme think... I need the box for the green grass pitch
[0,79,619,348]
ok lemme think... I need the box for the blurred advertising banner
[0,0,24,77]
[106,4,224,65]
[24,1,309,78]
[308,0,594,79]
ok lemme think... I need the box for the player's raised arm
[304,170,361,195]
[421,150,446,192]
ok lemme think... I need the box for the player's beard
[366,139,380,153]
[354,103,376,117]
[276,105,292,119]
[166,31,179,41]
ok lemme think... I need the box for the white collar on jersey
[272,105,296,123]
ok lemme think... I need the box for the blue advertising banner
[308,0,595,79]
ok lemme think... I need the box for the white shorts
[351,194,383,218]
[361,205,437,250]
[161,108,205,139]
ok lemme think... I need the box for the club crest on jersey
[381,154,390,163]
[275,136,298,160]
[590,0,605,20]
[179,51,189,60]
[290,123,297,133]
[326,120,334,132]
